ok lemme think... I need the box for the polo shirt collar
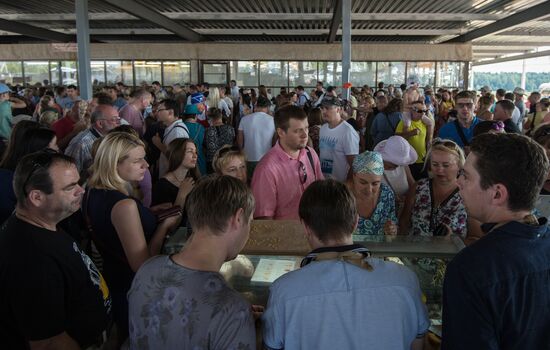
[481,217,549,240]
[273,142,307,162]
[301,244,370,267]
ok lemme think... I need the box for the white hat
[374,136,418,166]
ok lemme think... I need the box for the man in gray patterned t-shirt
[128,175,256,349]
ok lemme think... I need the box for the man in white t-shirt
[237,96,275,178]
[152,99,189,177]
[319,96,359,182]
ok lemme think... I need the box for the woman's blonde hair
[212,145,246,174]
[424,138,465,173]
[88,132,145,194]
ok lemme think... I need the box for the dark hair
[385,98,403,114]
[93,91,114,106]
[473,120,504,137]
[13,151,76,207]
[504,92,515,101]
[208,107,222,120]
[532,124,550,149]
[296,85,305,91]
[496,88,506,97]
[166,138,200,179]
[256,96,271,108]
[186,175,255,234]
[308,107,323,127]
[159,99,180,117]
[0,121,41,170]
[496,99,515,116]
[25,128,57,154]
[470,133,549,211]
[299,179,357,243]
[152,81,161,86]
[455,90,476,101]
[67,84,77,90]
[274,105,307,131]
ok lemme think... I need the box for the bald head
[91,104,120,134]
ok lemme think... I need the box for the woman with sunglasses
[400,139,481,239]
[351,151,398,235]
[85,132,180,343]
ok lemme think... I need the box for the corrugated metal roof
[0,0,548,61]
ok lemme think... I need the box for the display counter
[163,220,465,347]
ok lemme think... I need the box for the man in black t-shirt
[0,151,111,349]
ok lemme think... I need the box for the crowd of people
[0,77,550,350]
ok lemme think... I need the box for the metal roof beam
[39,28,463,36]
[444,1,550,43]
[472,49,550,65]
[101,0,203,42]
[0,18,72,42]
[0,12,509,22]
[327,0,342,43]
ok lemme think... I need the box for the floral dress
[410,178,467,237]
[354,183,397,235]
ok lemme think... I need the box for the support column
[341,0,351,100]
[75,0,92,100]
[521,58,527,90]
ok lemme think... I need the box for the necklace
[16,212,53,230]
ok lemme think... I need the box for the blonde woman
[213,145,247,183]
[84,132,180,341]
[400,139,482,239]
[205,86,231,118]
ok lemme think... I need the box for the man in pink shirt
[119,89,152,137]
[252,105,323,219]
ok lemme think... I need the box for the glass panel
[90,60,105,86]
[105,61,123,85]
[230,61,258,87]
[437,62,462,89]
[202,63,227,85]
[407,62,435,87]
[318,62,342,87]
[134,60,161,86]
[61,61,78,86]
[259,61,288,87]
[50,62,60,86]
[377,62,406,86]
[0,61,23,85]
[23,61,49,85]
[289,61,317,87]
[163,61,191,86]
[121,61,133,86]
[350,62,376,87]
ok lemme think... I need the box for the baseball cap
[513,87,527,95]
[191,92,204,104]
[0,83,12,94]
[320,96,343,107]
[184,104,200,115]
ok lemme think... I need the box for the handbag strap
[453,119,469,147]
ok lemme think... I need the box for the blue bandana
[352,151,384,175]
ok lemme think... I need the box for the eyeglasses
[155,108,167,113]
[22,149,59,197]
[299,161,307,184]
[457,102,474,109]
[99,116,121,123]
[413,108,428,113]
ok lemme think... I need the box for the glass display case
[164,220,465,344]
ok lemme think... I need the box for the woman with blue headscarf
[351,151,398,235]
